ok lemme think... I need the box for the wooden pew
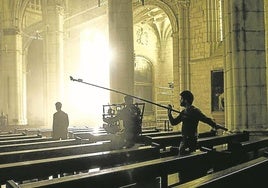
[0,132,26,137]
[0,137,53,145]
[73,129,161,142]
[0,138,88,152]
[73,132,113,142]
[68,127,107,138]
[38,129,52,137]
[7,151,211,188]
[192,132,250,171]
[172,156,268,187]
[227,136,268,163]
[15,128,52,137]
[139,131,181,138]
[140,128,159,134]
[197,131,249,149]
[138,131,181,146]
[0,134,42,141]
[14,128,43,135]
[0,141,115,164]
[0,145,160,185]
[0,131,12,135]
[144,131,217,149]
[161,131,249,159]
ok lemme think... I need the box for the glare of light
[69,28,110,127]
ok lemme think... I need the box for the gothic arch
[13,0,30,30]
[133,0,178,33]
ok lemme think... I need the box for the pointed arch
[133,0,178,33]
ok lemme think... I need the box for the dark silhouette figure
[0,112,7,126]
[167,90,221,156]
[103,95,142,148]
[52,102,69,140]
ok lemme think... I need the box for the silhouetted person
[167,90,222,156]
[103,95,142,148]
[52,102,69,140]
[0,112,7,126]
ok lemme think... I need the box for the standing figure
[52,102,69,140]
[167,90,222,156]
[103,95,142,148]
[0,112,7,126]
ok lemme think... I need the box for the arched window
[134,56,153,114]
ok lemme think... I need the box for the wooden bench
[194,131,250,171]
[0,134,42,141]
[138,131,181,141]
[142,131,180,136]
[0,145,159,185]
[172,156,268,187]
[0,132,26,137]
[144,131,217,149]
[227,136,268,163]
[72,132,113,142]
[73,129,161,142]
[0,141,114,164]
[197,131,249,149]
[7,151,211,188]
[140,128,159,134]
[0,131,12,135]
[68,127,107,138]
[0,137,53,145]
[0,138,88,152]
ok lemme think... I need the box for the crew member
[103,95,142,148]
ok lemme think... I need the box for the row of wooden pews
[0,126,161,187]
[174,155,268,187]
[171,134,268,187]
[2,126,268,188]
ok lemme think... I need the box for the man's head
[124,95,134,106]
[180,90,194,106]
[55,102,62,111]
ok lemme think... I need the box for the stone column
[0,0,27,125]
[0,31,26,126]
[223,0,267,131]
[42,0,65,126]
[177,1,190,94]
[171,31,180,107]
[108,0,134,103]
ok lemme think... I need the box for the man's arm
[167,105,182,126]
[195,108,228,131]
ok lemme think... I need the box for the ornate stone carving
[136,26,148,45]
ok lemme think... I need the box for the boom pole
[70,76,181,113]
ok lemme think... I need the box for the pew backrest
[0,145,160,184]
[8,151,210,188]
[0,138,87,152]
[173,156,268,188]
[0,137,53,145]
[0,141,113,164]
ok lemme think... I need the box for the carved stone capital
[176,0,190,8]
[56,5,64,15]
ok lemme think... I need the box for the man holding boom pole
[167,90,226,156]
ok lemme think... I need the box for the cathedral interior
[1,0,268,187]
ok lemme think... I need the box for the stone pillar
[177,1,190,94]
[42,0,65,126]
[0,30,27,125]
[0,0,27,126]
[108,0,134,103]
[223,0,267,131]
[171,31,180,107]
